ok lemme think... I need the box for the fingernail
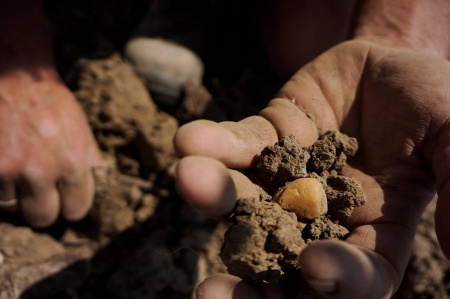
[304,278,337,294]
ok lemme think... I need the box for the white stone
[124,37,204,102]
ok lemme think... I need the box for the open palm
[175,40,450,298]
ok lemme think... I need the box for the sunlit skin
[0,70,103,227]
[175,0,450,297]
[2,0,450,297]
[175,41,450,298]
[0,0,103,227]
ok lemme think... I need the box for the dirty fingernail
[304,278,337,294]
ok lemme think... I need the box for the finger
[299,240,396,299]
[174,99,318,169]
[174,117,278,168]
[196,274,261,299]
[0,178,18,212]
[259,98,319,146]
[420,88,450,259]
[426,122,450,257]
[58,142,104,221]
[300,215,421,299]
[58,168,95,222]
[411,60,450,258]
[17,174,60,228]
[176,156,261,219]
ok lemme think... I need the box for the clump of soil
[0,54,226,299]
[2,3,449,298]
[74,54,178,175]
[257,135,310,187]
[220,197,304,284]
[220,132,366,295]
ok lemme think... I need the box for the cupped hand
[0,70,104,228]
[175,40,450,299]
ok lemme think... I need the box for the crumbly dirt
[257,135,311,187]
[220,134,366,297]
[75,54,178,175]
[0,55,226,299]
[1,2,450,299]
[220,197,305,284]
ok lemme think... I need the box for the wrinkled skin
[0,69,103,227]
[175,40,450,298]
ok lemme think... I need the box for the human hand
[174,40,450,298]
[0,71,104,228]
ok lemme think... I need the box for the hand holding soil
[220,133,366,297]
[175,40,450,299]
[1,1,450,298]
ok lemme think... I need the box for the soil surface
[1,1,450,299]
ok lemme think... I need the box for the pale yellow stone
[273,178,327,221]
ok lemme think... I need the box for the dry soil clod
[257,135,310,188]
[326,175,366,220]
[220,131,367,293]
[219,197,305,284]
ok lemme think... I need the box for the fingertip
[59,172,95,222]
[299,240,360,295]
[174,117,278,168]
[176,156,236,219]
[196,274,261,299]
[174,120,224,158]
[299,240,396,299]
[20,188,60,228]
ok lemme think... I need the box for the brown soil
[1,2,450,299]
[220,134,365,298]
[220,197,305,284]
[0,54,226,299]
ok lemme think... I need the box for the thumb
[417,59,450,258]
[424,118,450,258]
[299,240,397,299]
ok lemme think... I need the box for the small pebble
[273,178,327,222]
